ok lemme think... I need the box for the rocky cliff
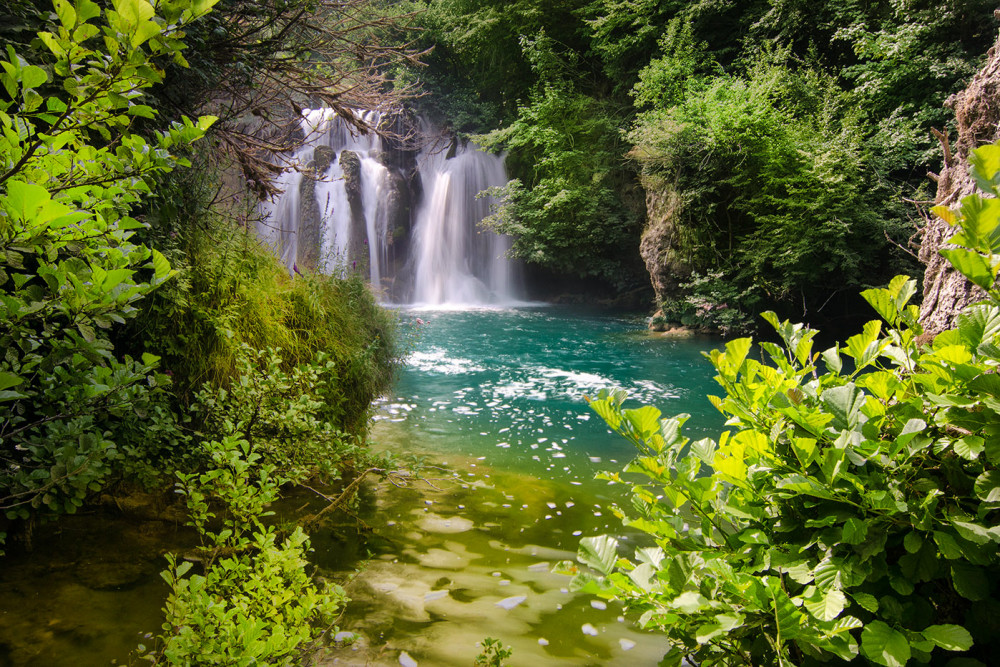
[920,20,1000,332]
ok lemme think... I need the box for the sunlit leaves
[578,535,619,577]
[922,624,974,652]
[0,0,213,529]
[861,621,911,667]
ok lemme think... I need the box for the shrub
[144,435,346,665]
[127,210,399,438]
[0,0,216,528]
[659,270,759,336]
[567,143,1000,666]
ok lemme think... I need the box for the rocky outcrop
[639,174,692,306]
[920,22,1000,333]
[297,144,335,270]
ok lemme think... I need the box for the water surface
[318,307,722,666]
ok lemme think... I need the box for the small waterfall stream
[258,109,521,306]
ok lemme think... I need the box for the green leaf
[842,517,868,545]
[951,562,988,601]
[76,322,96,343]
[851,592,879,613]
[578,535,618,577]
[822,383,866,431]
[127,104,156,119]
[951,520,994,546]
[790,436,817,467]
[804,588,846,622]
[0,371,23,391]
[954,436,984,460]
[933,531,964,560]
[821,345,843,374]
[903,532,923,554]
[974,471,1000,502]
[20,65,47,90]
[861,621,911,667]
[625,405,662,439]
[971,143,1000,193]
[922,624,973,652]
[940,248,996,290]
[4,180,50,221]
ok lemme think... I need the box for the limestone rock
[920,25,1000,333]
[296,145,335,270]
[639,175,692,306]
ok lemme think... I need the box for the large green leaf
[921,624,973,652]
[0,371,24,391]
[940,248,995,290]
[974,471,1000,502]
[951,562,988,601]
[822,383,866,431]
[861,621,911,667]
[971,143,1000,193]
[578,535,618,577]
[804,588,846,622]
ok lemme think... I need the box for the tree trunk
[920,20,1000,333]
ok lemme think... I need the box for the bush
[127,208,399,438]
[567,143,1000,666]
[0,0,216,528]
[144,436,346,665]
[630,53,914,306]
[659,270,759,336]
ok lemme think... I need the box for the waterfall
[410,141,516,305]
[258,108,521,305]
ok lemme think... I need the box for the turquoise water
[318,307,724,666]
[381,306,721,473]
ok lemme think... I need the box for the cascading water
[257,108,521,305]
[410,137,516,306]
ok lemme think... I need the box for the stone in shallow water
[620,638,637,651]
[582,623,599,636]
[399,650,418,667]
[334,631,358,643]
[495,595,527,610]
[416,512,474,534]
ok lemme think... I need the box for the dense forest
[3,0,1000,664]
[392,0,997,331]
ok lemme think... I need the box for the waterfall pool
[317,306,723,666]
[0,307,723,666]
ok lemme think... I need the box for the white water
[257,108,521,305]
[410,139,516,306]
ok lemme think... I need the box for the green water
[0,307,723,666]
[316,307,723,666]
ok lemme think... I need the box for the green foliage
[128,206,399,437]
[144,435,345,665]
[191,346,368,482]
[630,54,912,304]
[474,637,513,667]
[569,143,1000,665]
[659,270,759,336]
[0,0,216,524]
[478,32,644,285]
